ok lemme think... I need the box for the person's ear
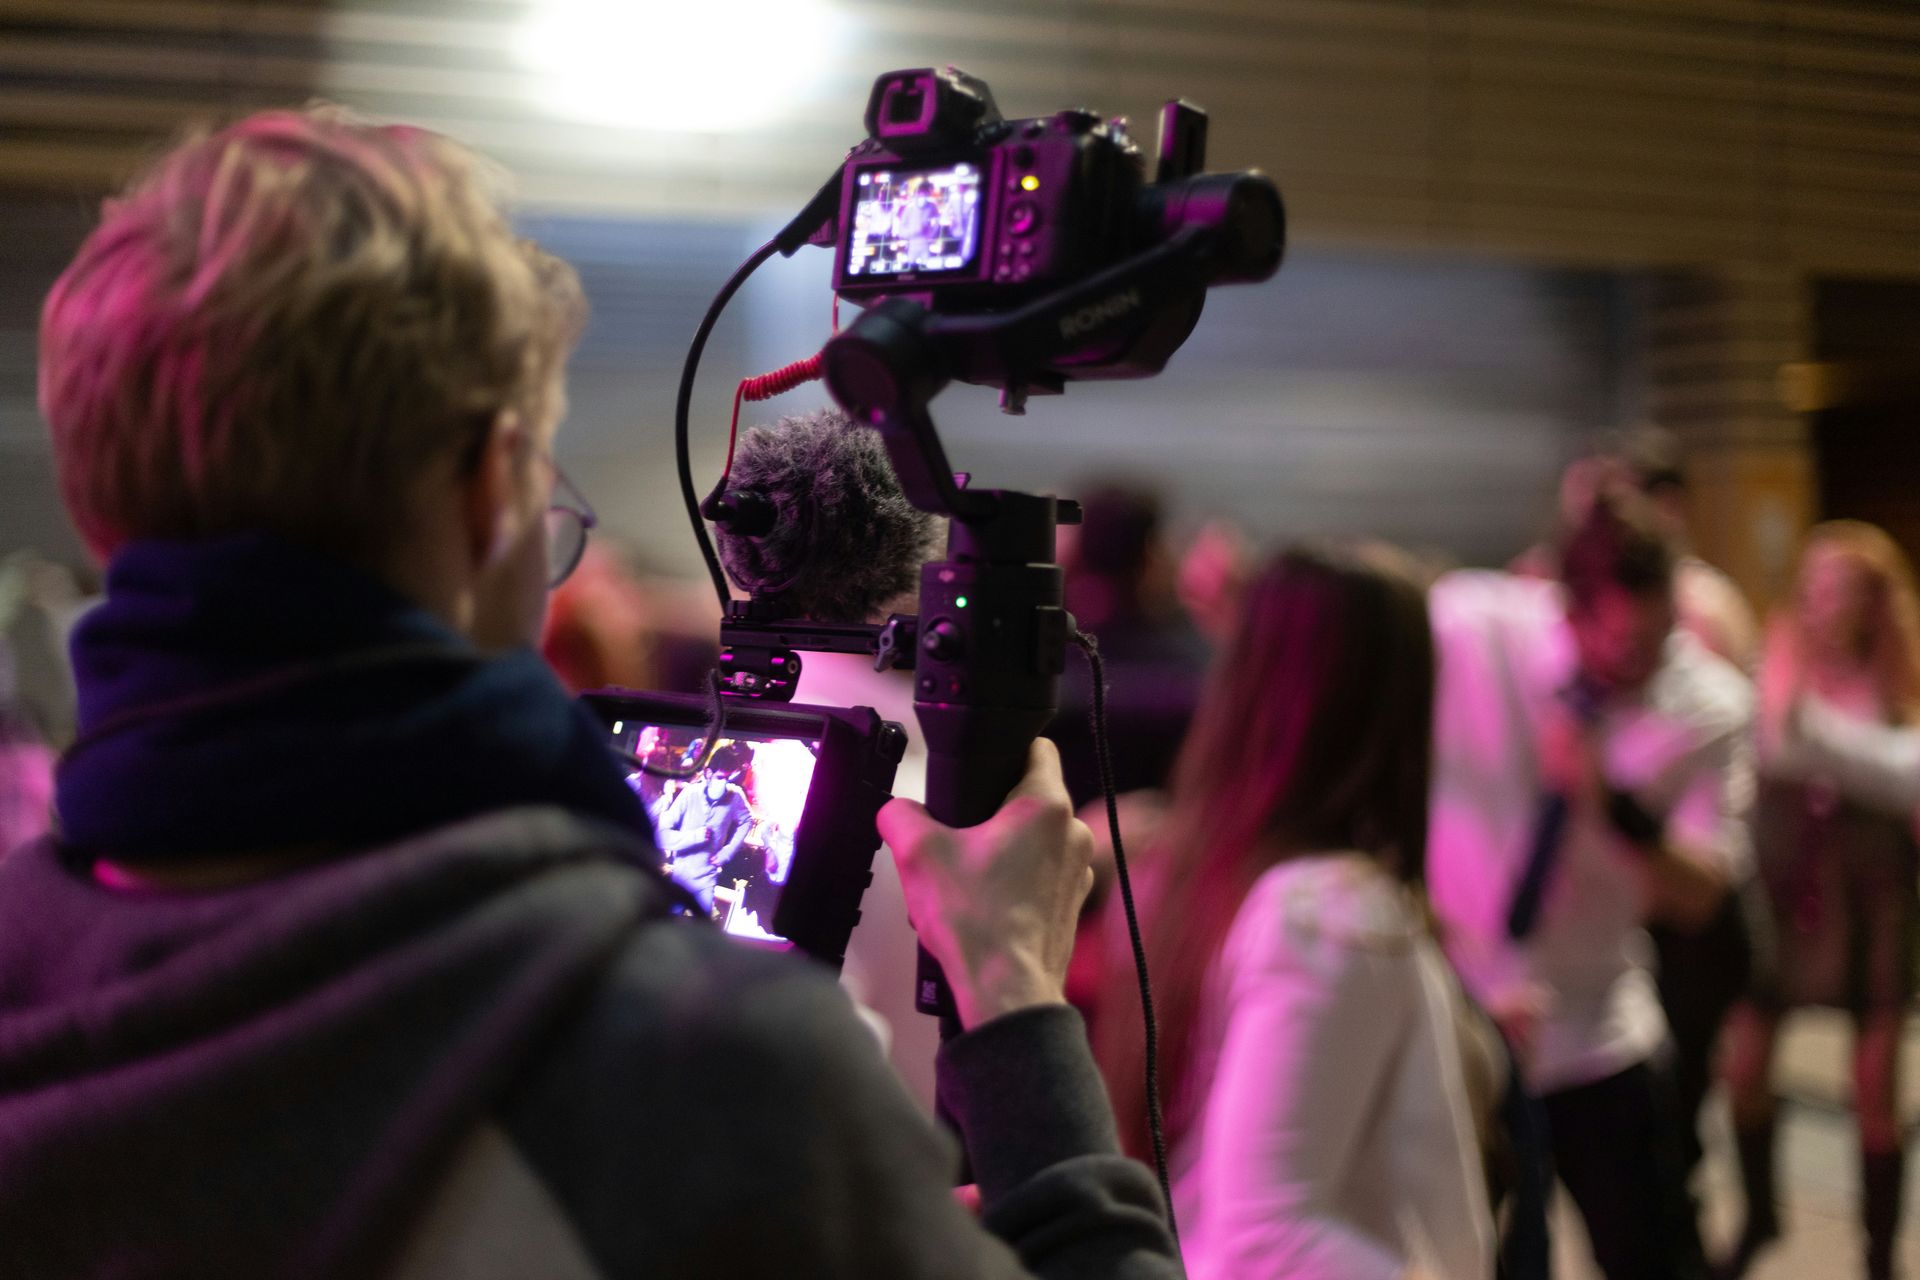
[461,409,527,570]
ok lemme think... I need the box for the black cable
[675,156,849,611]
[610,669,735,782]
[675,238,781,609]
[1072,630,1178,1245]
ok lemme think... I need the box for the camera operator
[1427,492,1752,1280]
[0,108,1182,1278]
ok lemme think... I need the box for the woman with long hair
[1094,544,1493,1279]
[1721,520,1920,1280]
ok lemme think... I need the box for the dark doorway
[1812,279,1920,566]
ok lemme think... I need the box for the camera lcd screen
[612,719,822,947]
[844,161,984,279]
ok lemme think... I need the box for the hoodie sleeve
[939,1005,1186,1277]
[500,930,1183,1280]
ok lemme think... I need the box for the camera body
[822,66,1282,402]
[833,68,1146,305]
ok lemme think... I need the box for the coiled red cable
[717,351,825,492]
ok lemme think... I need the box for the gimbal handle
[822,326,1082,1026]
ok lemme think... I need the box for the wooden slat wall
[1643,265,1814,608]
[7,0,1907,579]
[2,0,1919,273]
[0,198,1626,575]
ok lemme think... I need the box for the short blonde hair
[39,106,585,563]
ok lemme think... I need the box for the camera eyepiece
[863,67,1002,151]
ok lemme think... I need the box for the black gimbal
[698,66,1283,1016]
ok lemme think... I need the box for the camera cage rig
[666,65,1284,1222]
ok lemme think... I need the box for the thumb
[1002,737,1069,808]
[877,796,942,856]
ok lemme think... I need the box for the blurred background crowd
[5,2,1920,1276]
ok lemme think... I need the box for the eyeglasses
[544,461,597,588]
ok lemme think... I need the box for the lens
[1135,171,1285,284]
[545,507,587,587]
[1219,177,1285,281]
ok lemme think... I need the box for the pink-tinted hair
[39,106,584,564]
[1095,543,1436,1158]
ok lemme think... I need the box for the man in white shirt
[1429,494,1752,1280]
[1509,430,1767,1191]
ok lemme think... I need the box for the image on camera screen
[845,161,983,279]
[613,721,821,945]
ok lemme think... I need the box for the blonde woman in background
[1720,521,1920,1280]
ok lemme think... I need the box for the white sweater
[1172,854,1495,1280]
[1771,693,1920,817]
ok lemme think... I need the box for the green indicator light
[956,596,969,608]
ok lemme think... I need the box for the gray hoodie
[0,807,1180,1279]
